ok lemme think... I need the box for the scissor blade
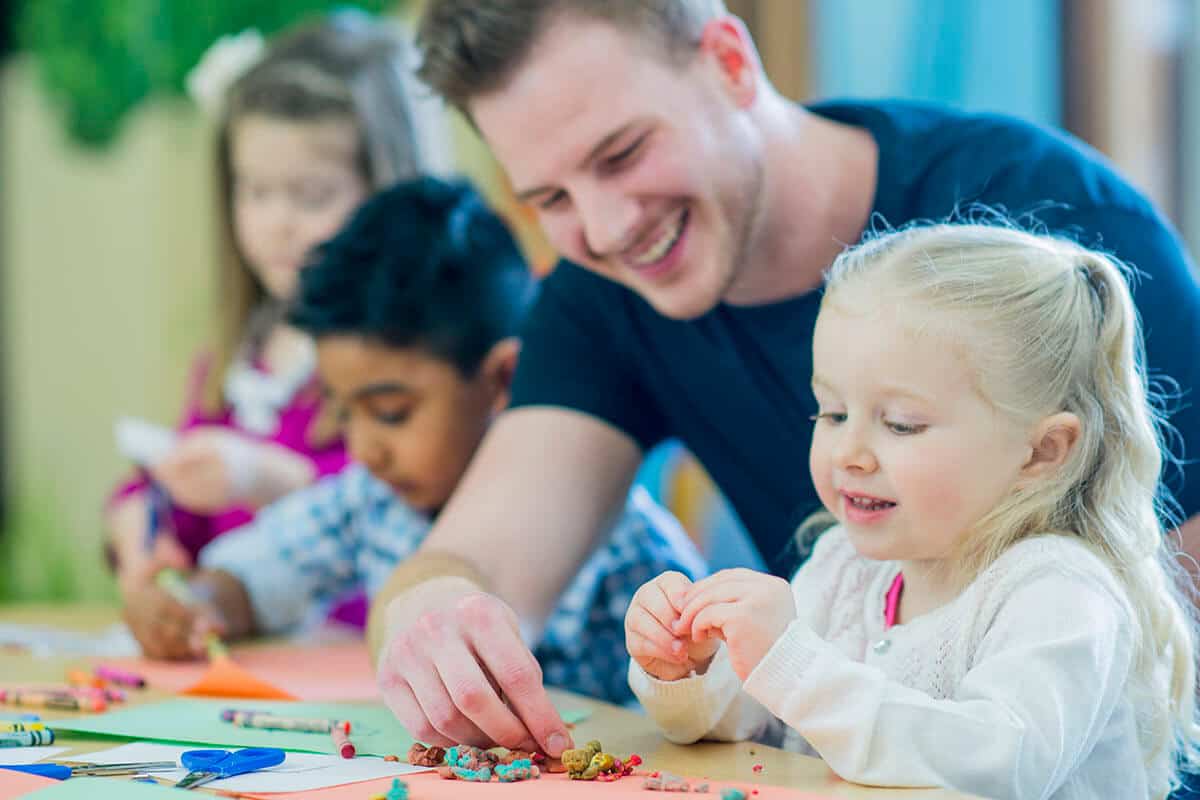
[76,761,179,776]
[175,770,218,790]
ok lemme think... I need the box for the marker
[94,665,145,688]
[331,721,355,758]
[0,690,105,712]
[221,709,342,733]
[0,729,55,747]
[0,722,46,732]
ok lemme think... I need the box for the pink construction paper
[0,769,57,799]
[242,771,840,799]
[98,641,379,701]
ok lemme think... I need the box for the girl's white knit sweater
[631,527,1163,800]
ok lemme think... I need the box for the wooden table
[0,605,976,799]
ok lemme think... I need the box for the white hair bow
[185,29,267,116]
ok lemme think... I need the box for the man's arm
[370,406,643,755]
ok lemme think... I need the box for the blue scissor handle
[0,764,72,780]
[181,747,285,778]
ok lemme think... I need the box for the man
[369,0,1200,760]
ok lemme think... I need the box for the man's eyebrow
[514,122,639,203]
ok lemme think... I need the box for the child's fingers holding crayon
[122,582,205,661]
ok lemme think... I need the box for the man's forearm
[366,551,493,661]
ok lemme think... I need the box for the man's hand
[674,568,796,681]
[626,571,719,681]
[375,578,575,756]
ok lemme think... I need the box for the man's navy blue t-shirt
[510,99,1200,574]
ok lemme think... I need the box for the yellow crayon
[0,722,46,732]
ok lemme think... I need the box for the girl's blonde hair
[203,14,435,416]
[820,223,1199,792]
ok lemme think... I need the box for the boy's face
[316,336,506,514]
[471,16,764,321]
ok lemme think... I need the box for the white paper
[0,747,68,765]
[0,622,140,658]
[114,417,178,467]
[79,742,429,792]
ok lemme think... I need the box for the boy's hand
[674,569,796,681]
[121,577,227,660]
[625,571,719,681]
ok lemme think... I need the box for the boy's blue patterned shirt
[200,464,706,705]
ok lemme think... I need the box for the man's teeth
[634,211,684,265]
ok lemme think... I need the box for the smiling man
[370,0,1200,762]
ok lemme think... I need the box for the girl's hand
[150,427,251,512]
[675,568,797,681]
[625,571,720,681]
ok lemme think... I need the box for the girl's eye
[886,420,926,435]
[539,190,567,211]
[295,185,337,209]
[810,412,847,425]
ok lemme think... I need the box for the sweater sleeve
[628,645,780,745]
[741,566,1136,799]
[628,526,859,746]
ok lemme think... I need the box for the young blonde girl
[626,224,1200,799]
[106,13,441,625]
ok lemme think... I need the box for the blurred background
[0,0,1195,603]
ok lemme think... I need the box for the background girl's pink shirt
[108,353,349,559]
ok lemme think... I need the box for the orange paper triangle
[180,653,297,701]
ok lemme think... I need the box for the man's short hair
[416,0,728,115]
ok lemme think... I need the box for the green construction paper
[20,778,189,798]
[49,699,414,758]
[50,699,589,758]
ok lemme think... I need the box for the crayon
[0,729,55,747]
[331,721,355,758]
[221,709,342,733]
[94,665,145,688]
[66,670,106,689]
[0,722,46,732]
[0,689,105,712]
[0,713,39,722]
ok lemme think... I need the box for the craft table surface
[0,604,978,799]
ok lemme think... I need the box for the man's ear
[479,337,521,415]
[1021,412,1082,480]
[698,16,760,107]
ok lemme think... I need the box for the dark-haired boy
[123,177,704,709]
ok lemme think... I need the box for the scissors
[1,761,179,780]
[175,747,286,790]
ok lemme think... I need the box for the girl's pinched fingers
[652,570,694,612]
[626,612,688,663]
[675,574,748,635]
[689,601,740,644]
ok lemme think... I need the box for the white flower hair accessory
[185,29,267,116]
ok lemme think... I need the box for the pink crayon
[94,665,145,688]
[331,721,355,758]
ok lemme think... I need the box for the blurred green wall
[0,57,216,603]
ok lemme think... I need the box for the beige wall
[0,58,217,602]
[0,54,514,603]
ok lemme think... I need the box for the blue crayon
[0,712,39,722]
